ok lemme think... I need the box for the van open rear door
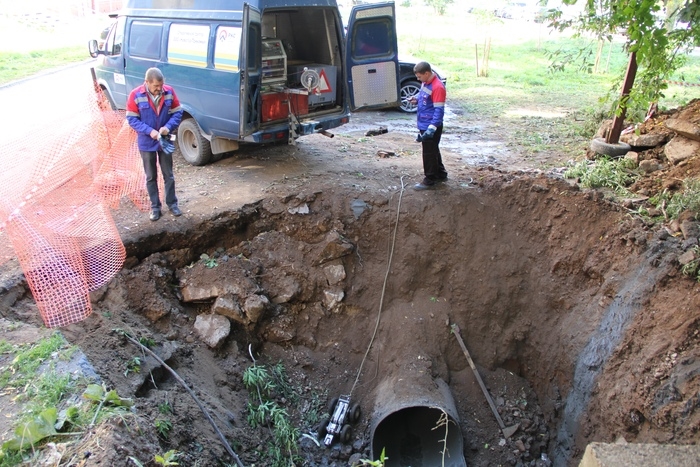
[240,4,262,137]
[345,2,400,111]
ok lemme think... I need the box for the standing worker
[127,67,183,221]
[410,61,447,190]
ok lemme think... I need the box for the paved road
[0,60,97,138]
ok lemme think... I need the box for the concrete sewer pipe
[371,375,467,467]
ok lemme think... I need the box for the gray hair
[145,67,164,82]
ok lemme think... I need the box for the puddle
[343,106,517,166]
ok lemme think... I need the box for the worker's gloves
[422,125,437,140]
[417,125,437,142]
[160,136,176,155]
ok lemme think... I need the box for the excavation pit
[1,174,698,466]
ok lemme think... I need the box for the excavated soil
[2,98,700,467]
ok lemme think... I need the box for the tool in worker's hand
[451,323,520,439]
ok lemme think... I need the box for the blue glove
[160,135,175,155]
[422,125,437,140]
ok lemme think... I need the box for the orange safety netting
[0,87,156,328]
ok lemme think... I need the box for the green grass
[396,7,700,161]
[0,46,86,85]
[0,333,78,420]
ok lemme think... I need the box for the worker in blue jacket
[127,67,183,221]
[410,61,447,190]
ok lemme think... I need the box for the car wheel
[399,79,421,113]
[178,118,212,166]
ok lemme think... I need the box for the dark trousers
[140,150,177,211]
[421,125,447,182]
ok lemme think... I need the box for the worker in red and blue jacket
[127,67,183,221]
[410,61,447,190]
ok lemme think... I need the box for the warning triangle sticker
[317,69,332,93]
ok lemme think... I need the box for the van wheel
[178,118,212,166]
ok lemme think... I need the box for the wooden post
[608,51,637,144]
[475,44,480,77]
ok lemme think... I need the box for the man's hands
[150,127,170,140]
[417,125,437,142]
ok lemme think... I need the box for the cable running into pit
[349,175,407,397]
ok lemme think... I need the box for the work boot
[149,210,161,221]
[413,179,436,191]
[170,205,182,216]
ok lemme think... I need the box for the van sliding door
[240,4,262,137]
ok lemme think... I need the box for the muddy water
[553,254,668,465]
[343,106,516,167]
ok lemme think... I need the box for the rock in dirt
[181,283,222,302]
[270,276,301,304]
[194,313,231,348]
[665,118,700,142]
[323,287,345,312]
[323,262,346,285]
[243,293,269,323]
[212,293,245,324]
[639,159,663,173]
[664,136,700,165]
[678,250,695,266]
[621,132,669,148]
[680,220,700,240]
[316,231,355,265]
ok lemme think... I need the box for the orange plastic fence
[0,88,155,328]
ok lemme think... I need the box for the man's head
[144,67,165,95]
[413,61,433,83]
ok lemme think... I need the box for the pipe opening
[372,406,465,467]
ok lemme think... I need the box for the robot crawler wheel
[317,416,330,440]
[327,397,339,414]
[349,403,361,424]
[340,424,352,443]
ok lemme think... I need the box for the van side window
[352,20,392,59]
[247,23,261,72]
[106,17,125,56]
[129,21,162,59]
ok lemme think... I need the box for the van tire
[178,118,212,166]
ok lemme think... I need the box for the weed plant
[243,362,301,467]
[649,178,700,220]
[681,245,700,282]
[0,334,133,466]
[563,157,640,195]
